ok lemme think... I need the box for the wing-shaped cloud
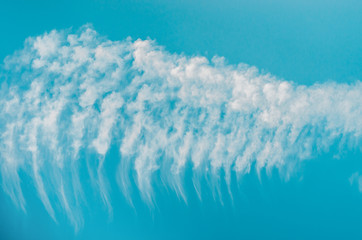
[0,25,361,230]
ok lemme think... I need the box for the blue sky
[0,1,362,239]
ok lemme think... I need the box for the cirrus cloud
[0,25,361,230]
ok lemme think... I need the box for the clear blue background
[1,0,362,239]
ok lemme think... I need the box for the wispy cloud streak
[0,25,361,229]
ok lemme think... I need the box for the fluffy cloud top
[0,25,361,230]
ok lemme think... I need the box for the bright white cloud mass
[0,26,361,230]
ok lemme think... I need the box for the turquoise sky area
[0,1,362,239]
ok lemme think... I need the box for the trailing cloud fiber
[0,26,361,229]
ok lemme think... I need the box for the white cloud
[349,172,362,192]
[0,26,361,229]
